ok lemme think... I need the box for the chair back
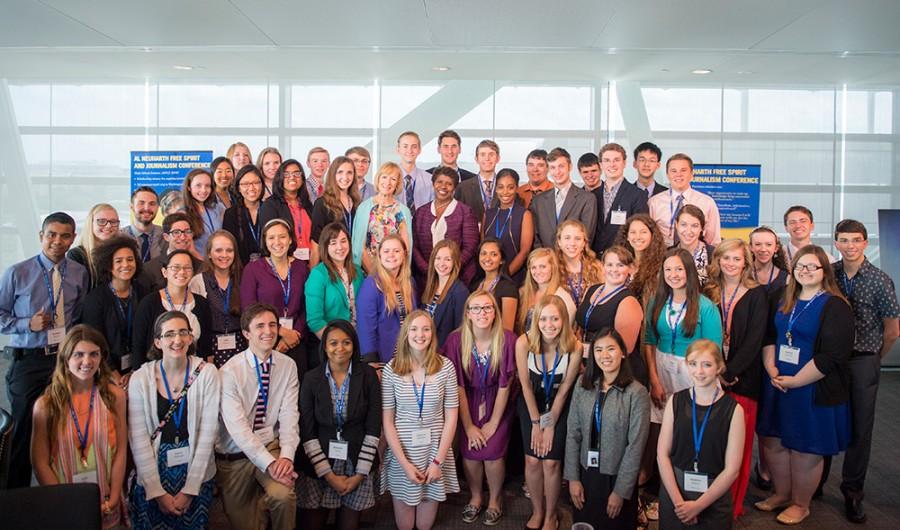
[0,483,101,529]
[0,408,13,490]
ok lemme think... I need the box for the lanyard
[160,359,191,433]
[493,207,513,239]
[841,272,857,298]
[540,348,562,412]
[247,215,260,246]
[754,264,775,291]
[343,208,353,237]
[203,207,215,235]
[691,386,719,472]
[253,354,270,418]
[720,286,740,340]
[582,284,626,330]
[69,385,95,465]
[164,287,187,312]
[38,257,65,319]
[786,290,825,346]
[326,362,352,435]
[109,283,134,341]
[411,371,426,421]
[471,345,491,391]
[267,258,292,311]
[567,272,585,303]
[593,390,605,449]
[424,292,440,317]
[665,295,687,354]
[482,275,500,294]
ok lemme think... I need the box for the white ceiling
[1,0,900,85]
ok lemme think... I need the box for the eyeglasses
[283,171,304,179]
[239,181,262,189]
[467,305,495,314]
[794,263,823,272]
[160,329,192,340]
[168,229,193,237]
[637,157,659,164]
[350,158,371,165]
[95,219,120,228]
[167,265,194,273]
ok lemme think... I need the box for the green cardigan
[304,262,365,334]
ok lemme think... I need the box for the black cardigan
[132,291,213,368]
[765,294,855,406]
[82,281,148,374]
[259,195,313,242]
[222,204,262,266]
[309,197,356,244]
[720,285,768,400]
[298,360,382,476]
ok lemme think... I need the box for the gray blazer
[564,379,650,500]
[530,184,598,248]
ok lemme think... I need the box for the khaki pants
[216,442,296,530]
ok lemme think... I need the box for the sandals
[776,506,811,525]
[462,504,483,524]
[483,507,503,526]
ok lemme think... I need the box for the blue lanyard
[109,283,134,340]
[246,215,260,246]
[582,284,626,330]
[424,292,440,317]
[493,207,513,239]
[253,354,270,417]
[665,295,687,354]
[343,208,353,237]
[720,286,740,339]
[160,359,190,433]
[691,386,719,472]
[202,207,215,234]
[326,362,352,435]
[567,272,585,303]
[69,384,95,462]
[786,290,825,345]
[471,345,491,390]
[540,348,562,412]
[755,264,775,292]
[164,287,187,312]
[593,391,604,448]
[37,257,65,318]
[267,258,292,310]
[841,272,856,298]
[411,372,427,421]
[482,275,500,294]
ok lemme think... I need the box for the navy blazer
[429,280,470,345]
[592,179,650,254]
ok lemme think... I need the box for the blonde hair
[390,310,443,376]
[685,338,725,369]
[526,295,578,356]
[517,248,564,333]
[459,290,506,378]
[374,162,403,197]
[79,203,118,279]
[422,240,461,304]
[374,234,415,315]
[255,146,282,170]
[226,142,252,160]
[704,238,759,302]
[555,219,603,299]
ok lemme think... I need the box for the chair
[0,483,101,529]
[0,408,12,490]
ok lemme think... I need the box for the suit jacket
[428,165,478,182]
[591,179,649,254]
[530,184,598,248]
[455,175,499,222]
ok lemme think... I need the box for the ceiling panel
[0,0,120,47]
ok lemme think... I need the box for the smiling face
[600,150,625,181]
[494,175,517,207]
[676,212,702,248]
[835,231,868,263]
[334,162,355,192]
[750,231,778,265]
[407,314,433,352]
[627,220,652,253]
[347,153,371,181]
[92,207,120,241]
[379,238,405,272]
[67,340,102,384]
[526,156,548,185]
[327,230,350,264]
[154,317,192,361]
[530,255,553,286]
[162,253,194,289]
[261,153,282,180]
[557,224,586,260]
[433,246,454,278]
[793,253,825,289]
[666,159,693,192]
[189,173,213,203]
[579,164,601,190]
[41,222,76,262]
[549,157,571,187]
[718,248,746,281]
[324,327,354,368]
[475,146,499,174]
[213,161,235,190]
[634,149,661,180]
[478,242,503,274]
[438,136,460,166]
[603,252,630,286]
[165,220,194,251]
[282,163,303,193]
[111,247,137,282]
[238,172,263,203]
[538,302,563,341]
[785,210,813,243]
[231,145,251,170]
[592,335,624,377]
[264,223,291,259]
[131,190,159,225]
[663,255,687,291]
[209,234,236,272]
[308,152,330,180]
[397,134,421,165]
[243,310,278,353]
[467,294,496,330]
[377,171,399,197]
[686,349,722,387]
[432,173,456,203]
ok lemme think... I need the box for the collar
[837,258,870,277]
[596,380,626,393]
[556,181,572,196]
[603,177,624,194]
[670,185,692,198]
[37,253,66,272]
[636,180,654,192]
[244,348,275,367]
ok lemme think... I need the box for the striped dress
[380,356,460,505]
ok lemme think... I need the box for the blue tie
[140,233,150,262]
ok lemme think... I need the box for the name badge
[328,440,349,460]
[255,425,275,445]
[216,333,237,350]
[683,471,709,493]
[478,401,487,422]
[539,412,554,429]
[778,345,801,365]
[279,317,294,330]
[120,354,132,371]
[47,327,66,346]
[663,354,680,373]
[587,450,600,468]
[610,209,627,225]
[166,446,190,467]
[294,248,310,261]
[72,470,98,484]
[411,428,431,447]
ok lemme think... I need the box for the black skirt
[573,467,639,530]
[659,467,732,530]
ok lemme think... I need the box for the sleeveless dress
[483,205,526,285]
[756,295,851,454]
[575,284,647,385]
[517,349,571,460]
[659,390,738,530]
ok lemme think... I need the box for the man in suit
[427,129,478,182]
[633,141,668,200]
[578,152,602,192]
[396,131,434,212]
[592,143,649,254]
[530,147,597,248]
[455,139,500,222]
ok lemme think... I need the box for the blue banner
[130,150,213,196]
[691,164,761,229]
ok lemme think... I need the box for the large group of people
[1,130,898,530]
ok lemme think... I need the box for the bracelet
[530,418,540,425]
[432,458,442,466]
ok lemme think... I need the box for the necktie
[254,360,270,429]
[405,175,415,211]
[317,181,323,198]
[483,179,493,210]
[139,233,150,262]
[555,189,565,218]
[53,265,64,328]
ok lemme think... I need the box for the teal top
[304,262,365,334]
[643,294,723,357]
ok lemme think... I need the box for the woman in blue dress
[755,245,853,525]
[482,169,533,285]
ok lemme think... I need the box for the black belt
[851,350,877,358]
[5,346,57,359]
[215,451,248,461]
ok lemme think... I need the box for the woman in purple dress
[443,290,518,526]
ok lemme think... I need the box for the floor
[3,353,899,529]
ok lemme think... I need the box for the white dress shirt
[217,349,300,472]
[648,186,722,247]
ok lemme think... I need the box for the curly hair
[614,213,666,304]
[91,234,143,285]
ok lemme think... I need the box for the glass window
[495,86,592,130]
[746,89,834,133]
[292,84,375,128]
[380,84,442,128]
[159,84,270,127]
[642,88,722,132]
[8,84,50,127]
[52,84,155,127]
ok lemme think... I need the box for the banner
[692,164,761,240]
[130,150,213,193]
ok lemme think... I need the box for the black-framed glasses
[168,229,193,237]
[467,305,495,314]
[794,263,823,272]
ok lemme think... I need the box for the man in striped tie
[216,303,300,530]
